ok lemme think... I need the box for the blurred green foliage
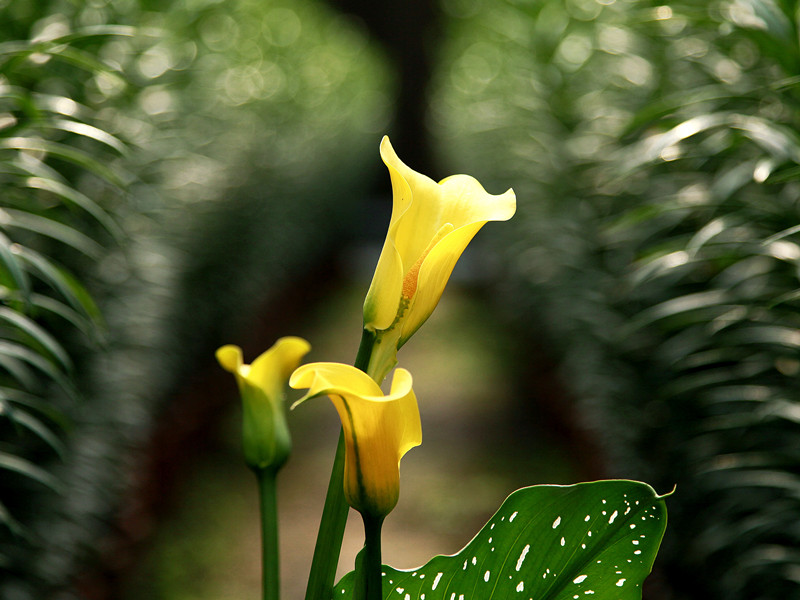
[5,0,800,598]
[0,1,130,582]
[432,0,800,598]
[1,0,389,597]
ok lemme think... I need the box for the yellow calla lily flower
[216,337,311,472]
[289,362,422,519]
[362,136,516,380]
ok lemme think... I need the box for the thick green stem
[257,468,281,600]
[304,329,376,600]
[355,513,384,600]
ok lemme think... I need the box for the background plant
[432,0,800,598]
[0,5,130,579]
[0,0,389,597]
[3,0,800,599]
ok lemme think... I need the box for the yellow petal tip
[216,345,243,373]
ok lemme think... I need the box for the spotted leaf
[335,480,668,600]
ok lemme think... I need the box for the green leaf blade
[336,481,668,600]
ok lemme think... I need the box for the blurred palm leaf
[0,14,128,575]
[433,0,800,598]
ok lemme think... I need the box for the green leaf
[0,305,72,370]
[0,451,61,492]
[0,385,69,430]
[0,207,103,259]
[0,155,123,241]
[48,118,128,155]
[0,399,66,457]
[0,340,78,402]
[0,500,28,538]
[336,481,668,600]
[22,175,124,242]
[13,245,103,324]
[28,292,100,343]
[0,231,32,301]
[0,136,126,188]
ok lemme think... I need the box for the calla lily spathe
[289,362,422,519]
[362,136,516,379]
[217,337,310,472]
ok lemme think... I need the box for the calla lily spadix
[362,136,516,381]
[217,337,311,472]
[289,362,422,519]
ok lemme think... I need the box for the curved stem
[304,329,377,600]
[257,468,280,600]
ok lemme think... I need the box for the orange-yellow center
[401,223,454,299]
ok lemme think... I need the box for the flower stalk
[303,329,375,600]
[354,514,384,600]
[292,360,421,600]
[301,135,514,600]
[216,337,310,600]
[258,468,281,600]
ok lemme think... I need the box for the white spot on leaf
[432,573,443,590]
[516,581,524,592]
[573,575,587,584]
[510,511,519,522]
[553,516,562,528]
[516,545,530,571]
[616,579,626,587]
[484,570,491,582]
[609,510,618,524]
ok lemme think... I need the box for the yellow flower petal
[249,336,313,398]
[216,337,310,471]
[362,136,516,380]
[290,363,422,518]
[216,344,244,373]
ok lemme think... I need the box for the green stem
[354,328,377,374]
[257,468,281,600]
[356,513,384,600]
[304,329,376,600]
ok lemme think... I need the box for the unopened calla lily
[217,337,311,472]
[289,362,422,519]
[362,136,516,381]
